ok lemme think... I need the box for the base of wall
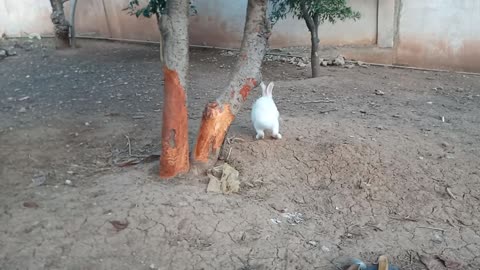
[3,35,479,76]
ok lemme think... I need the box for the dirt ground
[1,39,480,270]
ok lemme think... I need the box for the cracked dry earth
[1,39,480,270]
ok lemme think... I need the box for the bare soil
[1,39,480,270]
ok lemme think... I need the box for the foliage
[124,0,197,18]
[270,0,360,27]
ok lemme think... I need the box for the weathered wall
[0,0,377,47]
[1,0,480,72]
[0,0,52,36]
[190,0,378,48]
[396,0,480,72]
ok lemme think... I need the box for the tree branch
[313,12,319,29]
[156,13,164,64]
[300,1,315,33]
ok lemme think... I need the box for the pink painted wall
[396,0,480,72]
[1,0,480,72]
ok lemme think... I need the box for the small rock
[18,107,27,113]
[297,62,307,67]
[321,61,328,67]
[432,233,443,244]
[28,33,42,40]
[65,179,73,186]
[84,122,90,126]
[333,55,345,66]
[374,89,385,95]
[427,101,433,104]
[282,212,304,225]
[440,142,449,148]
[0,49,7,57]
[23,202,39,208]
[6,50,17,56]
[344,64,355,69]
[31,174,47,187]
[321,246,330,252]
[270,218,281,225]
[307,241,317,246]
[149,263,156,269]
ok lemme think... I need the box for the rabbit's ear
[260,82,267,96]
[266,82,274,97]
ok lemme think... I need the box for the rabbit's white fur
[251,81,282,140]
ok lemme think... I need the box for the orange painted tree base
[192,102,235,167]
[159,67,190,178]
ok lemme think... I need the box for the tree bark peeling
[158,0,190,179]
[193,102,235,163]
[159,67,189,178]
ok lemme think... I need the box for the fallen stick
[417,226,446,232]
[446,187,456,200]
[319,108,338,114]
[301,100,335,104]
[125,135,132,156]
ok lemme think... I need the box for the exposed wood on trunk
[49,0,70,49]
[158,0,190,179]
[192,0,271,172]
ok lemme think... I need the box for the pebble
[333,55,345,66]
[321,246,330,252]
[374,89,385,95]
[307,240,317,246]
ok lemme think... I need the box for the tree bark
[49,0,70,49]
[300,3,320,78]
[191,0,271,172]
[158,0,190,179]
[310,25,320,78]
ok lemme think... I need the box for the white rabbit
[251,81,282,140]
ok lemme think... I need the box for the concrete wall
[396,0,480,72]
[0,0,378,47]
[190,0,379,48]
[0,0,52,36]
[1,0,480,72]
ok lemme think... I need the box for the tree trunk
[310,26,320,78]
[191,0,271,172]
[49,0,70,49]
[300,3,320,78]
[158,0,190,179]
